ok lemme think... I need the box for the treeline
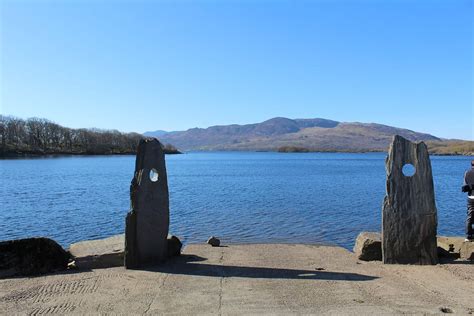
[0,116,181,157]
[277,146,310,153]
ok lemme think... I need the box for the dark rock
[437,246,452,258]
[125,138,170,268]
[167,235,182,257]
[353,232,382,261]
[0,237,69,278]
[382,135,438,265]
[437,246,461,260]
[207,236,220,247]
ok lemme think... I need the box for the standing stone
[125,138,169,268]
[382,135,438,265]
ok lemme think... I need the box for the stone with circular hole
[402,163,416,177]
[125,138,170,269]
[149,168,159,182]
[382,135,438,265]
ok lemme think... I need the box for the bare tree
[0,116,180,157]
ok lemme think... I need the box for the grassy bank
[276,140,474,156]
[426,140,474,156]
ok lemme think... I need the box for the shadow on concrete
[146,255,378,281]
[0,266,94,280]
[439,257,473,265]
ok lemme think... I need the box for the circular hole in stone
[149,168,159,182]
[402,163,416,177]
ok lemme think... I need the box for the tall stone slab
[125,138,169,268]
[382,135,438,265]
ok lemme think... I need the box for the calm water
[0,152,472,250]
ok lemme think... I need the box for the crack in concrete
[143,273,169,315]
[218,250,225,316]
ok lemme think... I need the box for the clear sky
[0,0,472,139]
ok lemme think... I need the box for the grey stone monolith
[125,138,170,268]
[382,135,438,265]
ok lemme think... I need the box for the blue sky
[1,0,472,139]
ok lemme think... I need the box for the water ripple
[0,152,472,249]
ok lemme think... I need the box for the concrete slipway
[0,243,473,315]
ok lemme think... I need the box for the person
[462,160,474,242]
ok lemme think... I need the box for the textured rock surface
[382,135,438,265]
[460,241,474,260]
[207,236,220,247]
[125,138,170,268]
[69,235,124,269]
[0,238,69,278]
[353,232,382,261]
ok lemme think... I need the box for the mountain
[143,130,169,137]
[154,117,448,152]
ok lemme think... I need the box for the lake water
[0,152,472,250]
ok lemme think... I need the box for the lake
[0,152,472,250]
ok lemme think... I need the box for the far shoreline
[0,149,183,159]
[1,149,473,159]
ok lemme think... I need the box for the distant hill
[143,130,169,137]
[155,117,452,153]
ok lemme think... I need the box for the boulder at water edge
[353,232,382,261]
[0,237,69,278]
[167,235,182,257]
[207,236,220,247]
